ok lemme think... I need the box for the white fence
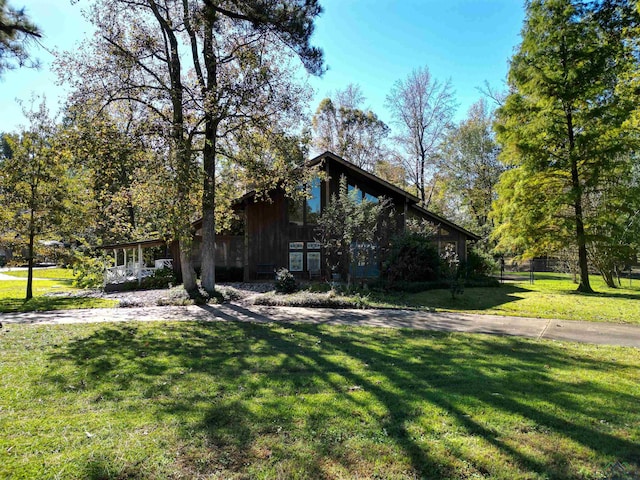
[104,259,173,285]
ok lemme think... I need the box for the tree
[494,0,639,292]
[385,66,456,206]
[315,175,393,286]
[63,104,171,246]
[0,101,84,299]
[439,99,504,246]
[60,0,323,294]
[0,0,40,75]
[312,84,389,171]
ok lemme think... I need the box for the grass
[0,275,117,313]
[365,272,640,325]
[1,319,638,479]
[1,267,76,280]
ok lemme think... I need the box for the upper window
[306,178,321,225]
[364,192,379,204]
[289,177,321,225]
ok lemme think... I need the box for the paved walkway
[2,303,639,348]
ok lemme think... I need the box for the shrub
[140,267,176,289]
[462,249,497,279]
[274,268,298,294]
[441,244,464,299]
[72,250,106,289]
[383,233,441,283]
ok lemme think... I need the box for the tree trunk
[600,269,616,288]
[26,223,35,301]
[179,240,197,292]
[199,8,217,295]
[200,123,216,294]
[567,109,593,293]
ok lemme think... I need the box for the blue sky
[0,0,525,133]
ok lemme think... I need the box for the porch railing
[104,259,173,285]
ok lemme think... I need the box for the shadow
[370,283,532,312]
[41,312,640,479]
[566,289,640,301]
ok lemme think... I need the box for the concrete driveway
[2,303,639,348]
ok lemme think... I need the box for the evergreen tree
[494,0,639,292]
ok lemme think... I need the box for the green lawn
[1,267,77,280]
[369,272,640,325]
[0,320,637,479]
[0,275,117,312]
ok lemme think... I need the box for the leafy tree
[63,105,164,245]
[494,0,639,293]
[439,99,504,247]
[0,0,40,75]
[386,65,456,206]
[59,0,323,294]
[312,84,389,171]
[315,175,393,286]
[0,101,87,299]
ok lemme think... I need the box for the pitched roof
[312,151,480,241]
[309,151,422,203]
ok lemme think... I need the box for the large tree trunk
[567,110,593,293]
[198,8,217,295]
[200,123,216,294]
[179,240,197,292]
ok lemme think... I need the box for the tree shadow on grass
[43,309,640,479]
[389,283,532,312]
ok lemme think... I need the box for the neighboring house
[102,151,479,284]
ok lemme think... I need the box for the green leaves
[493,0,640,291]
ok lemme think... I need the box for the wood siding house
[102,151,479,285]
[235,151,478,281]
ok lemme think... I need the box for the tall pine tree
[494,0,638,292]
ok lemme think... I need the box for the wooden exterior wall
[239,157,476,281]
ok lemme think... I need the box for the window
[306,177,321,225]
[288,197,304,225]
[364,192,378,204]
[289,177,322,225]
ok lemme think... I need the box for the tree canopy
[493,0,640,292]
[0,0,40,75]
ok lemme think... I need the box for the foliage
[315,175,394,286]
[461,248,497,279]
[72,250,107,289]
[0,100,90,299]
[386,65,456,206]
[383,232,441,283]
[438,99,504,248]
[1,321,638,479]
[254,289,371,309]
[312,84,390,172]
[441,243,464,299]
[274,267,298,294]
[155,285,215,306]
[493,0,640,293]
[0,0,40,75]
[140,267,176,290]
[58,0,324,295]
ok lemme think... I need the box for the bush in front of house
[383,232,441,283]
[140,267,176,289]
[274,268,298,294]
[72,250,106,289]
[461,249,498,279]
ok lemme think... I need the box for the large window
[306,178,321,224]
[289,177,321,225]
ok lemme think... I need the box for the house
[102,151,479,285]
